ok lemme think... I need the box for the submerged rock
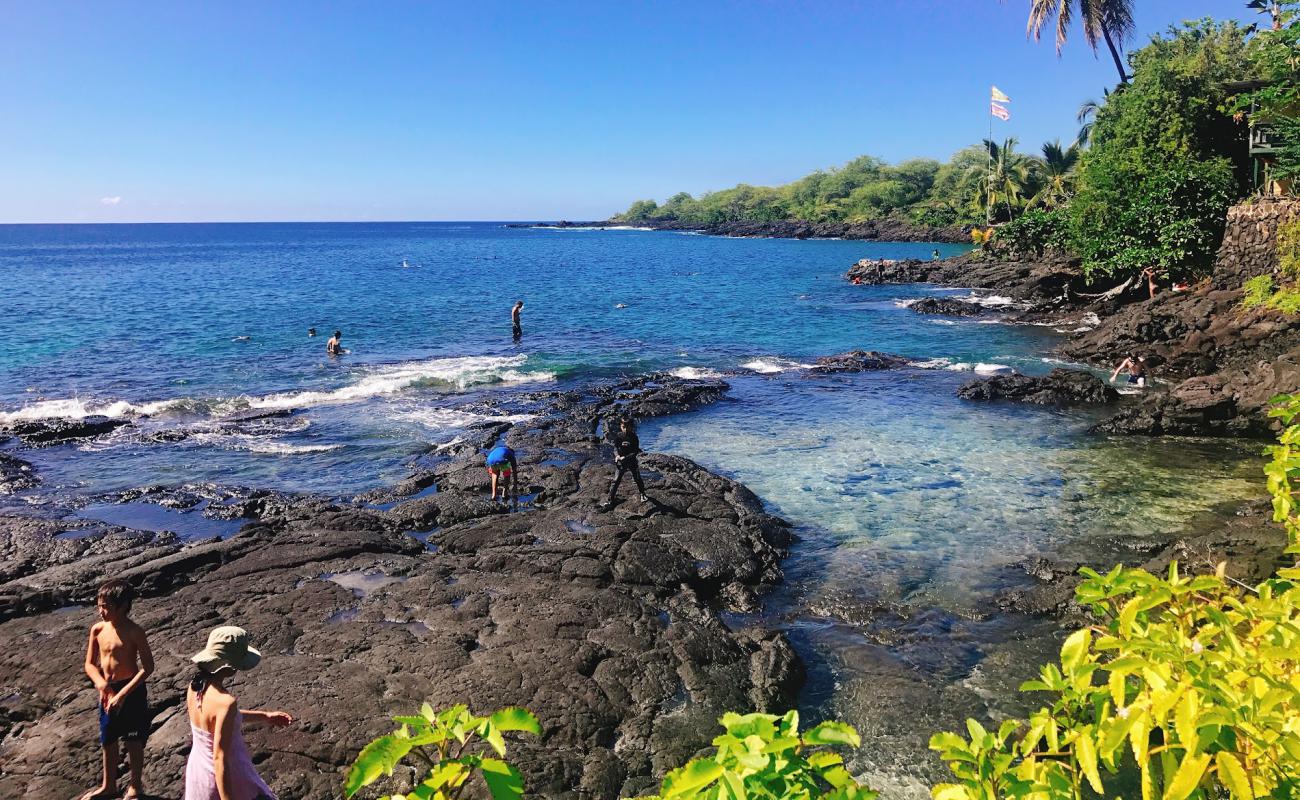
[809,351,911,374]
[909,297,986,317]
[2,415,129,447]
[958,369,1118,406]
[0,376,799,799]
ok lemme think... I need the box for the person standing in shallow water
[184,625,293,800]
[1110,353,1149,388]
[511,300,524,341]
[326,330,342,355]
[602,415,649,510]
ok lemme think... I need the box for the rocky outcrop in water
[0,452,38,495]
[0,377,799,799]
[908,298,987,317]
[509,218,972,243]
[2,415,130,447]
[958,369,1118,406]
[808,351,911,374]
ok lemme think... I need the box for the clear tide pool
[0,222,1264,796]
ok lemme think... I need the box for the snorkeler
[486,444,519,508]
[1110,354,1148,388]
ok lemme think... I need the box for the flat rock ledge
[958,369,1119,406]
[908,297,987,317]
[0,376,800,800]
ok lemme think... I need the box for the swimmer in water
[485,444,519,508]
[326,330,343,356]
[1110,353,1148,388]
[308,328,317,338]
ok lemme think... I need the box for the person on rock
[1110,353,1149,388]
[184,625,293,800]
[486,443,519,508]
[602,415,649,510]
[1142,267,1159,299]
[326,330,343,355]
[80,579,155,800]
[511,300,524,341]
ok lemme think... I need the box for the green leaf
[1060,628,1092,672]
[931,785,971,800]
[803,721,861,748]
[479,757,525,800]
[1075,730,1104,794]
[718,770,747,800]
[660,758,724,798]
[1214,751,1252,800]
[489,707,542,735]
[479,720,507,756]
[344,734,415,798]
[1162,751,1210,800]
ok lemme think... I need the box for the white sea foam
[398,407,536,429]
[0,355,554,424]
[669,367,724,380]
[0,397,181,424]
[741,358,814,374]
[973,363,1015,375]
[893,299,918,308]
[242,355,553,411]
[911,358,954,370]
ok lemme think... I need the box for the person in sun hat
[183,626,294,800]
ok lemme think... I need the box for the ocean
[0,221,1262,795]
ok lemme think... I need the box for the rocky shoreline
[0,376,799,799]
[506,217,971,243]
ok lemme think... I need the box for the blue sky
[1,0,1249,223]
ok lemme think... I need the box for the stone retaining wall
[1214,197,1300,287]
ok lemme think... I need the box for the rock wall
[1214,197,1300,287]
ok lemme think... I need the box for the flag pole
[986,88,993,227]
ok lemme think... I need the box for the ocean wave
[911,358,954,369]
[245,355,552,411]
[973,363,1015,375]
[0,355,555,424]
[0,397,182,424]
[669,366,725,380]
[185,431,342,454]
[741,358,814,374]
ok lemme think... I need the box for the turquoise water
[0,222,1263,795]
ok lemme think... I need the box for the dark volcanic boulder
[809,350,911,374]
[909,297,986,317]
[958,369,1118,406]
[0,453,38,494]
[3,415,129,447]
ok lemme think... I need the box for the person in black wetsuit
[603,415,648,509]
[511,300,524,342]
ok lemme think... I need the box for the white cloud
[99,196,122,206]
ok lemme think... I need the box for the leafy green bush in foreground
[344,704,541,800]
[638,711,876,800]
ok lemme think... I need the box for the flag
[991,85,1011,103]
[991,102,1011,121]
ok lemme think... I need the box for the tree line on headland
[615,3,1300,287]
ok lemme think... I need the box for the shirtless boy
[82,578,155,800]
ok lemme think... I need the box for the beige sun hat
[191,625,262,672]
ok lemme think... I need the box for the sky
[0,0,1252,223]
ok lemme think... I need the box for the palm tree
[966,138,1038,223]
[1026,0,1136,84]
[1033,140,1081,208]
[1246,1,1284,31]
[1075,98,1101,147]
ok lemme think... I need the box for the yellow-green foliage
[638,711,877,800]
[929,397,1300,800]
[345,704,541,800]
[1278,218,1300,280]
[1243,275,1276,309]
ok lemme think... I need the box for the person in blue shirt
[485,444,519,507]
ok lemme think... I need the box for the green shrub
[637,711,878,800]
[345,704,541,800]
[1243,275,1276,308]
[1269,288,1300,314]
[1279,218,1300,280]
[993,208,1071,259]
